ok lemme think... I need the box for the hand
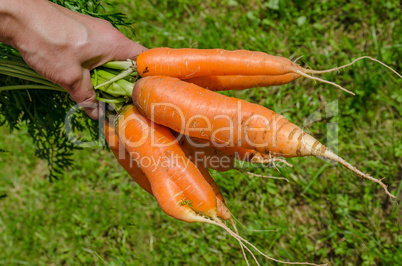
[0,0,147,119]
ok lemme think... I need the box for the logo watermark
[63,100,339,169]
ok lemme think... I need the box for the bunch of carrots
[96,48,400,265]
[1,47,400,265]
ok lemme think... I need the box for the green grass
[1,0,401,265]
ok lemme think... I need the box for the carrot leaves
[0,0,133,179]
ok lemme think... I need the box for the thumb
[114,40,148,61]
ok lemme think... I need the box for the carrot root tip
[302,56,402,79]
[319,148,396,199]
[295,70,355,95]
[245,172,289,182]
[205,218,322,265]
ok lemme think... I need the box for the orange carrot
[197,165,232,221]
[175,133,231,220]
[184,74,300,91]
[134,48,360,94]
[180,136,236,172]
[183,136,255,159]
[104,117,153,195]
[200,140,257,161]
[89,48,398,97]
[135,49,401,95]
[172,130,235,171]
[136,48,304,78]
[181,141,231,220]
[115,105,218,221]
[179,136,298,264]
[183,135,289,167]
[132,76,395,199]
[114,105,322,265]
[180,136,290,175]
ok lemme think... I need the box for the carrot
[198,166,232,221]
[177,133,286,165]
[106,116,234,218]
[104,117,153,195]
[115,104,218,221]
[100,49,401,96]
[135,48,303,78]
[183,144,232,220]
[134,48,402,95]
[113,105,248,263]
[184,73,300,91]
[174,131,231,220]
[201,141,294,168]
[179,134,315,265]
[171,130,234,171]
[180,136,236,172]
[132,76,395,199]
[180,136,287,170]
[178,134,292,186]
[183,136,256,159]
[180,136,292,184]
[115,105,323,265]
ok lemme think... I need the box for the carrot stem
[0,84,65,92]
[101,60,134,70]
[0,66,59,88]
[94,68,135,89]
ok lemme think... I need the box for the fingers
[68,69,103,120]
[118,40,148,60]
[86,38,148,70]
[110,38,148,62]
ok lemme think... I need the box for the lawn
[0,0,401,265]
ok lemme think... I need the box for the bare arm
[0,0,146,119]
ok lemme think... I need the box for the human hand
[0,0,146,119]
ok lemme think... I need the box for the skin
[0,0,146,119]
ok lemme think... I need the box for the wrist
[0,0,47,48]
[2,0,89,56]
[0,0,21,46]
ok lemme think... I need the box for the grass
[1,0,401,264]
